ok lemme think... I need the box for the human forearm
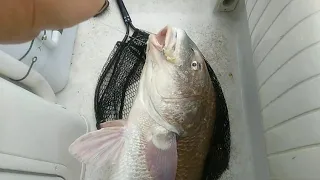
[0,0,36,43]
[0,0,105,44]
[32,0,105,29]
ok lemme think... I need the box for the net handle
[116,0,136,30]
[116,0,132,24]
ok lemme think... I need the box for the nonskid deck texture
[57,0,256,179]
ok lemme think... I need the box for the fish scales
[176,90,216,180]
[69,25,216,180]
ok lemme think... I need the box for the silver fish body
[108,99,177,180]
[69,26,215,180]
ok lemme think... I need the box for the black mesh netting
[94,29,230,180]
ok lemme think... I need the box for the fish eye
[191,61,199,70]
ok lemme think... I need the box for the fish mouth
[150,26,177,51]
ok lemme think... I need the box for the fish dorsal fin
[69,120,126,168]
[145,131,178,180]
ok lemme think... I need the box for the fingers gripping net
[94,29,230,180]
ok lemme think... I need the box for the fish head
[144,26,211,137]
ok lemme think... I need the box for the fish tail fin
[69,120,126,168]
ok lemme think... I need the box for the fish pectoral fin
[69,120,127,168]
[145,133,178,180]
[100,119,126,128]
